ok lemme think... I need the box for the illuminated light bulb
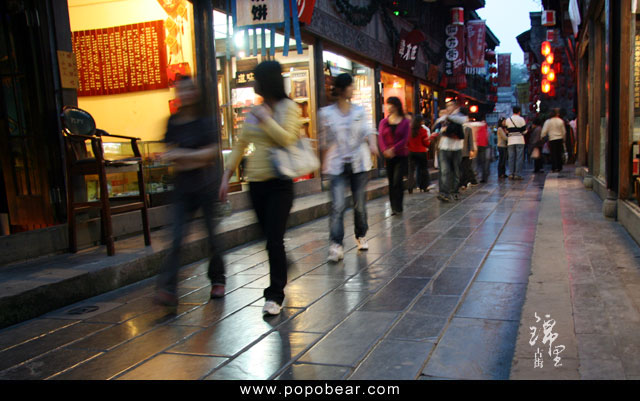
[547,70,556,82]
[470,105,479,113]
[546,53,554,64]
[541,62,550,75]
[541,79,551,94]
[541,41,551,56]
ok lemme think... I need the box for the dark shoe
[210,284,225,299]
[153,290,178,307]
[452,193,460,201]
[437,194,451,202]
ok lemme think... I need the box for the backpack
[444,120,464,140]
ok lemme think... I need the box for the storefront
[212,9,318,192]
[380,71,414,119]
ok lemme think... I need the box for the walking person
[504,106,527,180]
[154,75,225,307]
[474,119,490,183]
[437,99,467,202]
[541,108,567,172]
[407,114,432,193]
[318,73,379,263]
[496,118,508,178]
[219,61,301,316]
[459,118,478,191]
[378,97,410,215]
[529,116,545,173]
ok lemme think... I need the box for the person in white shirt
[437,99,468,202]
[504,106,527,180]
[541,108,567,172]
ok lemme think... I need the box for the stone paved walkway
[0,170,556,380]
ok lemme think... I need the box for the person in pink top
[378,97,410,215]
[407,113,432,193]
[474,119,490,183]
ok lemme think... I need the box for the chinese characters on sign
[57,50,79,90]
[466,20,487,75]
[394,29,425,72]
[72,21,168,96]
[498,53,511,87]
[236,0,284,27]
[445,23,466,89]
[529,312,566,368]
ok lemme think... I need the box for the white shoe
[262,300,282,316]
[356,237,369,251]
[328,243,344,262]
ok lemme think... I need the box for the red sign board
[395,29,426,71]
[72,21,168,96]
[291,0,316,24]
[445,24,466,89]
[498,53,511,87]
[466,20,487,73]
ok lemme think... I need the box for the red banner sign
[498,53,511,87]
[466,20,487,74]
[72,21,168,96]
[445,24,466,89]
[395,29,426,71]
[291,0,316,24]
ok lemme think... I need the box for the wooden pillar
[313,38,327,109]
[618,0,633,200]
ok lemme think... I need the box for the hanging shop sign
[57,50,79,90]
[542,10,556,26]
[546,29,557,43]
[292,0,316,25]
[233,0,304,56]
[451,7,464,26]
[395,29,426,72]
[72,21,168,96]
[465,20,487,75]
[445,23,466,89]
[498,53,511,87]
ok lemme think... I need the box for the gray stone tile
[359,277,430,312]
[476,259,531,284]
[447,251,487,269]
[297,311,398,367]
[51,325,199,379]
[282,276,348,308]
[205,331,321,380]
[427,238,463,255]
[276,363,352,380]
[0,322,111,371]
[349,340,434,380]
[170,288,264,328]
[579,358,626,380]
[117,353,226,380]
[169,306,301,357]
[431,268,476,296]
[456,282,526,321]
[410,295,460,317]
[423,317,518,380]
[0,319,77,353]
[387,313,448,342]
[338,268,395,293]
[442,226,476,239]
[0,348,102,380]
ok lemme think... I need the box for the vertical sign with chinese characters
[445,23,466,89]
[498,53,511,87]
[466,20,487,75]
[57,51,79,89]
[634,19,640,116]
[236,0,285,27]
[395,29,426,72]
[72,21,168,96]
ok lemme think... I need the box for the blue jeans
[438,149,462,196]
[329,164,369,245]
[508,144,525,176]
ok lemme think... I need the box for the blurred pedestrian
[154,75,225,307]
[474,119,490,183]
[378,97,410,215]
[219,61,301,316]
[318,73,379,263]
[459,117,478,190]
[505,106,527,180]
[437,99,467,202]
[529,116,544,173]
[407,113,432,193]
[541,108,567,173]
[496,117,508,178]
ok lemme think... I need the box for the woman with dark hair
[407,113,432,193]
[378,97,410,215]
[318,73,379,262]
[529,116,545,173]
[154,75,226,307]
[496,117,508,178]
[219,61,301,316]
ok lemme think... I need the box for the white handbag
[270,137,320,179]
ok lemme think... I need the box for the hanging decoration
[232,0,304,57]
[334,0,380,27]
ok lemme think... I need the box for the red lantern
[451,7,464,26]
[546,53,554,64]
[541,62,551,75]
[541,41,552,56]
[547,70,556,82]
[542,79,551,94]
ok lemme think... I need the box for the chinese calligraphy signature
[529,312,565,368]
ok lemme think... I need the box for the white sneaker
[262,300,282,316]
[356,237,369,251]
[328,243,344,262]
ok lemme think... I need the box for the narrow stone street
[0,169,547,380]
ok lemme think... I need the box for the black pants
[550,139,564,172]
[533,147,544,172]
[158,187,225,295]
[460,157,477,187]
[498,147,507,177]
[386,156,408,213]
[408,152,430,191]
[249,179,294,305]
